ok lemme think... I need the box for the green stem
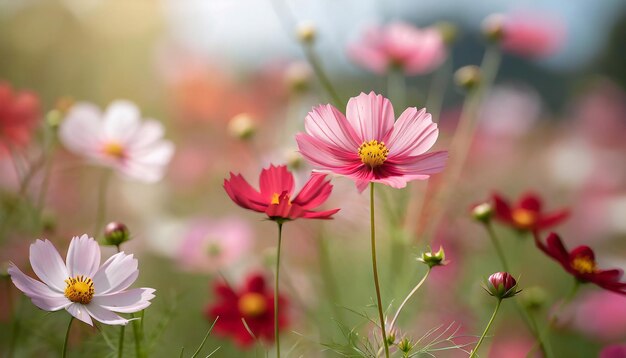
[370,183,390,358]
[387,68,405,109]
[484,223,510,272]
[469,299,501,358]
[132,311,146,358]
[302,45,343,108]
[425,56,452,123]
[94,170,112,235]
[117,325,125,358]
[62,316,74,358]
[317,229,344,324]
[275,222,283,358]
[389,268,431,330]
[6,286,21,358]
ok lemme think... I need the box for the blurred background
[1,0,626,357]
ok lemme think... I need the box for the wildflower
[59,100,174,182]
[296,92,448,192]
[224,164,339,221]
[0,81,40,153]
[8,235,155,325]
[485,272,520,299]
[206,272,287,347]
[492,192,569,232]
[348,23,446,75]
[534,232,626,294]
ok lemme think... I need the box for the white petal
[93,253,138,295]
[103,100,141,143]
[122,141,174,182]
[127,120,165,150]
[8,264,70,311]
[59,103,103,156]
[66,303,93,326]
[29,240,68,293]
[93,288,155,313]
[85,304,129,326]
[66,235,101,278]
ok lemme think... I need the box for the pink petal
[103,100,141,143]
[224,173,267,212]
[84,304,129,326]
[259,165,295,201]
[66,235,101,278]
[388,151,448,176]
[403,28,447,75]
[292,173,333,209]
[29,239,68,293]
[93,252,138,295]
[345,92,395,142]
[66,303,93,326]
[93,288,155,314]
[8,264,70,311]
[296,133,361,174]
[304,104,360,151]
[347,42,389,75]
[59,103,103,156]
[387,108,438,157]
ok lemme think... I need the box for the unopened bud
[285,149,304,170]
[471,202,493,224]
[455,65,482,91]
[521,286,547,311]
[386,329,397,345]
[435,21,458,45]
[285,62,312,93]
[484,272,521,300]
[417,246,448,268]
[104,222,130,247]
[228,113,256,140]
[482,14,505,43]
[297,22,316,45]
[397,337,412,354]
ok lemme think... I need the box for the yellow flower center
[511,208,536,229]
[358,140,389,168]
[238,292,267,317]
[64,275,95,304]
[571,256,596,275]
[102,141,126,160]
[270,192,291,206]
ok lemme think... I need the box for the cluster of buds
[484,272,521,300]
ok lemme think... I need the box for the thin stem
[370,183,390,358]
[425,56,452,123]
[387,68,405,109]
[389,268,431,330]
[484,223,510,272]
[469,299,502,358]
[93,170,112,235]
[6,286,21,358]
[132,311,146,358]
[62,316,74,358]
[117,325,125,358]
[302,45,343,108]
[316,229,344,324]
[275,222,283,358]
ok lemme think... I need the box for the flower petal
[66,303,93,326]
[8,264,70,311]
[387,107,438,157]
[92,288,155,313]
[259,165,295,201]
[66,235,101,278]
[59,103,103,156]
[304,104,360,152]
[103,100,141,143]
[93,252,138,295]
[518,193,542,212]
[388,151,448,176]
[122,141,174,182]
[29,239,68,293]
[224,173,267,212]
[84,304,129,325]
[296,133,361,174]
[345,92,395,142]
[292,173,333,209]
[127,120,165,150]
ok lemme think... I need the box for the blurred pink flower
[600,344,626,358]
[59,100,174,182]
[177,217,253,273]
[488,336,536,358]
[487,13,565,58]
[8,235,155,326]
[348,22,446,75]
[0,81,40,154]
[296,92,448,192]
[571,290,626,341]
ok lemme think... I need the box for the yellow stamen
[64,275,95,304]
[511,208,536,229]
[571,256,596,274]
[102,142,126,160]
[271,193,280,205]
[238,292,267,317]
[358,140,389,168]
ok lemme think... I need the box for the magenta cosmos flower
[224,164,339,221]
[296,92,448,192]
[8,235,155,326]
[59,100,174,182]
[348,22,446,75]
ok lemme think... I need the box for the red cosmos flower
[206,273,288,347]
[534,232,626,294]
[224,164,339,221]
[492,192,569,231]
[0,82,40,153]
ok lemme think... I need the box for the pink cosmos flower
[296,92,448,192]
[59,100,174,182]
[8,235,155,326]
[0,81,40,154]
[348,22,446,75]
[571,291,626,341]
[224,164,339,220]
[600,344,626,358]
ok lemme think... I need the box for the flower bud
[471,202,493,224]
[285,149,304,170]
[454,65,482,91]
[386,328,397,345]
[435,21,458,45]
[521,286,547,311]
[397,337,412,354]
[485,272,520,299]
[297,22,316,45]
[417,246,448,268]
[482,14,505,43]
[285,62,312,93]
[46,96,75,129]
[228,113,256,140]
[104,222,130,247]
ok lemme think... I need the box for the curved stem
[370,183,390,358]
[469,299,501,358]
[275,222,283,358]
[389,268,430,330]
[484,223,510,272]
[62,316,74,358]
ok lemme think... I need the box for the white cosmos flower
[60,100,174,183]
[8,235,155,326]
